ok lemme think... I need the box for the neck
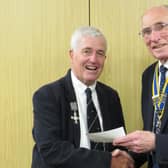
[160,59,168,64]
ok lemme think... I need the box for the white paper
[87,126,125,143]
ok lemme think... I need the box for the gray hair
[70,26,107,51]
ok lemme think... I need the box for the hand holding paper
[113,130,155,153]
[88,126,126,143]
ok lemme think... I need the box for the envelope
[87,126,126,143]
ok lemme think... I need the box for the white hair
[70,26,107,51]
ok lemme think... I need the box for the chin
[151,51,168,60]
[154,55,168,62]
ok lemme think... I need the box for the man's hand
[113,130,155,153]
[111,149,134,168]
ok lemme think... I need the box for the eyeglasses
[139,22,168,38]
[81,48,106,57]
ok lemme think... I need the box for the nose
[89,52,97,62]
[149,30,161,42]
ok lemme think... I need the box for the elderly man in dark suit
[31,26,134,168]
[113,5,168,168]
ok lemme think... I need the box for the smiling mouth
[86,65,98,71]
[152,43,167,49]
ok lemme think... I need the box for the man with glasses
[113,5,168,168]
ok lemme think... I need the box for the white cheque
[87,126,126,143]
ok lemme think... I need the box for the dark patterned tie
[85,88,103,150]
[154,65,167,134]
[159,65,167,93]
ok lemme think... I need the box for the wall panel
[0,0,88,167]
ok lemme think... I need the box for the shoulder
[142,62,158,83]
[36,76,65,93]
[142,61,157,79]
[32,79,63,104]
[34,69,71,94]
[96,81,119,97]
[33,71,70,102]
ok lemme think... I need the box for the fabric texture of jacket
[31,69,125,168]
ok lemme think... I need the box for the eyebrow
[143,21,165,28]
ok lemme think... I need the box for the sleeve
[129,151,147,168]
[32,85,111,168]
[155,134,168,164]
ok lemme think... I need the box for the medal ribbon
[152,64,168,120]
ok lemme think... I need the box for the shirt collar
[159,60,168,69]
[71,70,97,93]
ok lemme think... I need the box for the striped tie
[85,88,103,150]
[159,65,167,93]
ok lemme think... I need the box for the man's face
[69,36,106,86]
[142,7,168,62]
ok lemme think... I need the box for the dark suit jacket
[31,69,125,168]
[133,62,168,168]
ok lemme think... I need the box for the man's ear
[69,49,73,59]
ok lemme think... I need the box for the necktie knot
[160,65,167,74]
[85,88,92,103]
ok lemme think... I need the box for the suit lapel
[96,83,109,130]
[146,82,154,131]
[160,95,168,132]
[64,70,81,147]
[143,63,156,131]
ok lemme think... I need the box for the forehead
[142,7,168,28]
[78,36,106,50]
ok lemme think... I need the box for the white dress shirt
[71,70,103,149]
[159,60,168,84]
